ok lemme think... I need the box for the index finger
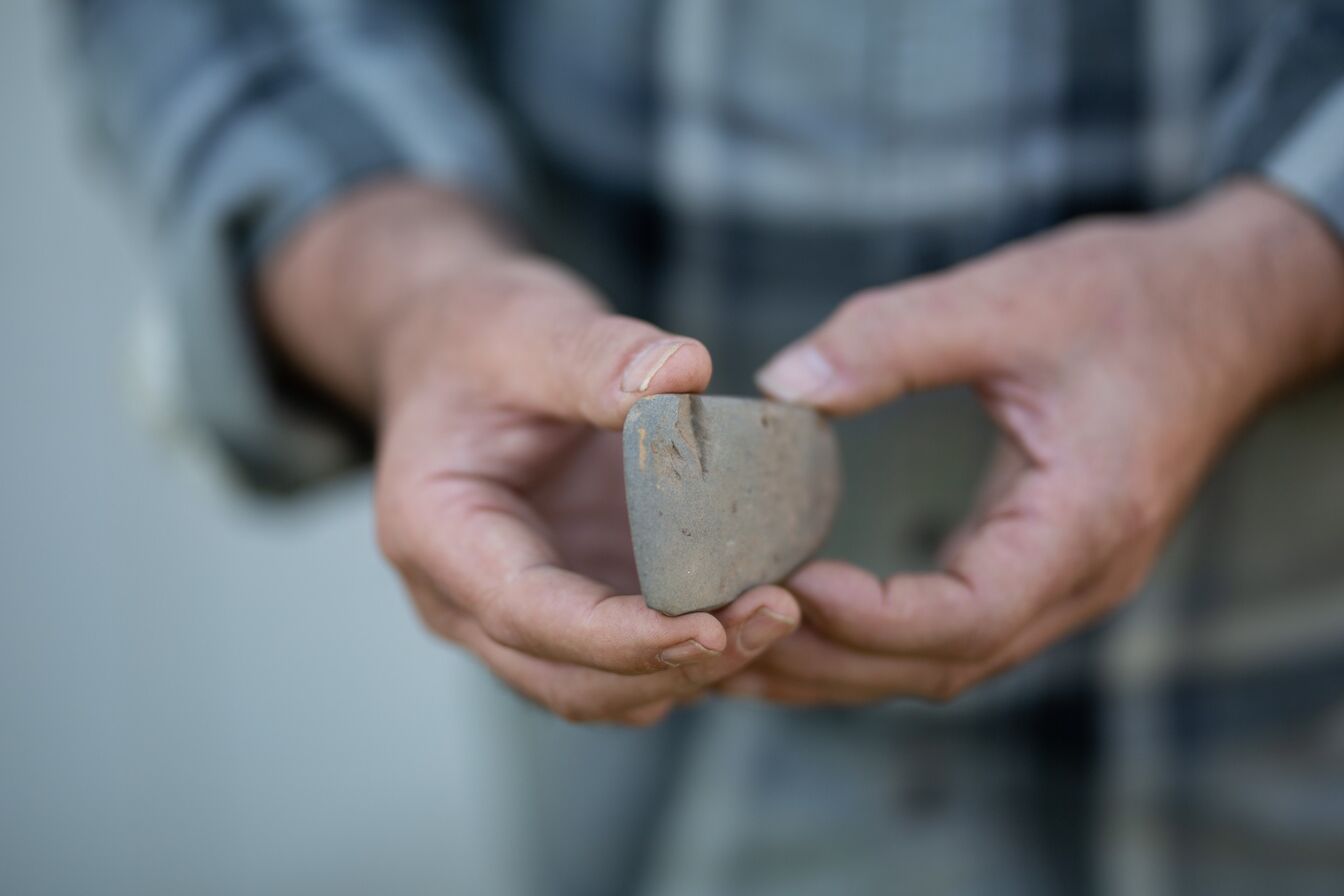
[412,474,729,673]
[791,483,1097,659]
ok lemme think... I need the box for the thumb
[489,301,713,430]
[755,278,1005,415]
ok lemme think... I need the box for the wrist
[259,178,521,415]
[1159,179,1344,421]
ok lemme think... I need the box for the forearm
[258,179,520,417]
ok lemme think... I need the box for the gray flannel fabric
[65,0,1344,490]
[66,2,1344,893]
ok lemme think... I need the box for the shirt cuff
[1205,4,1344,245]
[1262,79,1344,245]
[162,57,524,493]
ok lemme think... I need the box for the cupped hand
[372,257,799,724]
[261,181,798,725]
[720,180,1344,706]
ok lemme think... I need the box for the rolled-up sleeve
[65,0,524,491]
[1210,1,1344,242]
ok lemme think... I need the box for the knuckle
[477,599,525,651]
[482,259,591,319]
[546,692,595,724]
[410,601,458,644]
[552,704,587,724]
[845,286,894,313]
[413,604,457,642]
[591,313,654,366]
[1118,485,1166,543]
[1094,474,1166,549]
[401,579,464,644]
[829,293,889,346]
[373,498,414,571]
[673,656,724,690]
[924,668,971,704]
[956,621,1003,661]
[540,681,631,725]
[373,481,457,578]
[619,703,673,728]
[945,599,1011,662]
[591,313,650,350]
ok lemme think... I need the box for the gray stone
[623,394,842,616]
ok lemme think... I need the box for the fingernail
[755,343,834,402]
[738,608,796,653]
[622,340,685,393]
[658,639,718,668]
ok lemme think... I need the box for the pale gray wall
[0,4,530,893]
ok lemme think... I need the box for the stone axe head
[623,394,842,616]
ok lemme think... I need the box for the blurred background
[0,3,532,893]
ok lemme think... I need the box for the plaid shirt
[67,2,1344,893]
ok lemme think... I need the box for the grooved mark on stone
[674,395,710,477]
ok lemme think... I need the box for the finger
[786,560,994,658]
[450,586,799,723]
[755,274,1013,414]
[477,294,713,429]
[616,585,802,719]
[744,591,1108,711]
[753,626,968,701]
[411,475,728,674]
[754,551,1144,708]
[674,585,800,687]
[961,553,1150,684]
[463,623,674,723]
[791,478,1098,660]
[727,541,1147,711]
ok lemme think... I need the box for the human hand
[721,180,1344,705]
[261,182,800,724]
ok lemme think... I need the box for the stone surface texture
[623,394,842,616]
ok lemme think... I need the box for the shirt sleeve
[63,0,525,492]
[1209,1,1344,243]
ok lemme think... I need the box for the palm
[380,393,638,602]
[527,429,638,594]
